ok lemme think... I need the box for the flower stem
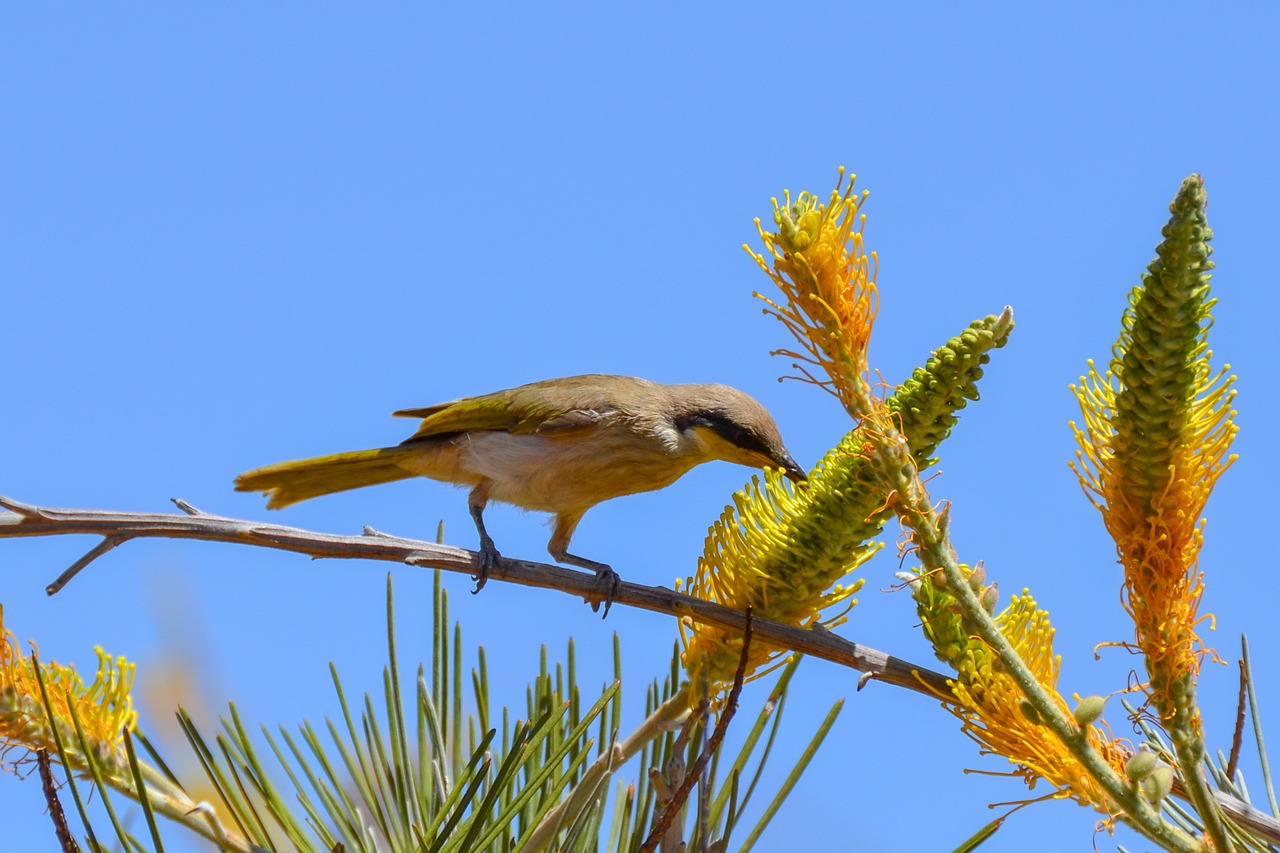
[876,423,1204,853]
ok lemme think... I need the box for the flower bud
[1072,695,1106,727]
[895,571,922,593]
[966,562,986,592]
[1124,751,1158,782]
[1141,766,1174,803]
[980,583,999,615]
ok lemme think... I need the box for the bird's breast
[399,424,704,513]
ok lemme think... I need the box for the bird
[234,374,806,614]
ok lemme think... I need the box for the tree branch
[642,609,753,852]
[36,749,79,853]
[7,494,1280,846]
[0,494,950,699]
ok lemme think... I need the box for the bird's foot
[472,540,501,594]
[551,549,621,618]
[591,565,622,619]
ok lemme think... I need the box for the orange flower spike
[1071,175,1238,851]
[747,168,879,417]
[1071,175,1237,710]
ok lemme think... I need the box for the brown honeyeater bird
[235,374,806,612]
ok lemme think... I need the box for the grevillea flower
[680,450,878,692]
[0,605,136,776]
[910,576,1133,811]
[1070,175,1236,724]
[748,167,878,418]
[680,170,1011,698]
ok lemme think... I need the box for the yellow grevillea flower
[1073,360,1234,701]
[680,460,876,691]
[1070,175,1236,719]
[748,167,878,417]
[914,580,1133,810]
[0,605,136,773]
[683,173,1011,699]
[681,171,884,695]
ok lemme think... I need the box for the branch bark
[0,494,950,699]
[36,749,79,853]
[642,610,752,853]
[6,494,1280,846]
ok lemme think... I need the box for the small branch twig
[47,536,127,595]
[36,749,79,853]
[0,494,951,699]
[641,609,754,853]
[1227,655,1247,783]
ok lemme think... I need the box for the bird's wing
[394,390,615,441]
[392,402,465,421]
[532,409,610,434]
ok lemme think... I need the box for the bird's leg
[468,482,500,593]
[549,511,620,618]
[557,552,621,619]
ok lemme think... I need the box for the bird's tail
[235,446,418,509]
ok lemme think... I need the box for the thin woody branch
[36,749,78,853]
[7,494,1280,846]
[0,494,949,699]
[642,610,753,853]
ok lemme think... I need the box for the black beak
[776,451,807,483]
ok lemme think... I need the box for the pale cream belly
[395,431,701,513]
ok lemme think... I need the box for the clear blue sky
[4,6,1279,851]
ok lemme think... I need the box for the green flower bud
[936,643,963,666]
[1125,751,1158,782]
[966,562,986,592]
[1141,766,1174,803]
[1072,695,1107,727]
[1018,699,1041,725]
[980,583,999,615]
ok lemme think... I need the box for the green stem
[118,771,253,852]
[519,693,689,853]
[876,431,1203,853]
[1243,636,1280,817]
[1165,686,1235,853]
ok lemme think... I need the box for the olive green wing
[394,387,613,441]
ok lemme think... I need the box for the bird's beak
[776,451,807,483]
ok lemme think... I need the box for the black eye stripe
[679,412,773,458]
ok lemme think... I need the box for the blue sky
[4,5,1280,851]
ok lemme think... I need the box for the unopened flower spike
[1071,174,1238,848]
[888,309,1013,470]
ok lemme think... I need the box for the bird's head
[674,384,807,483]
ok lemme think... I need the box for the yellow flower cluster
[0,606,136,773]
[1073,358,1235,707]
[912,579,1133,811]
[682,172,884,697]
[684,172,1010,700]
[747,167,878,417]
[680,451,877,692]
